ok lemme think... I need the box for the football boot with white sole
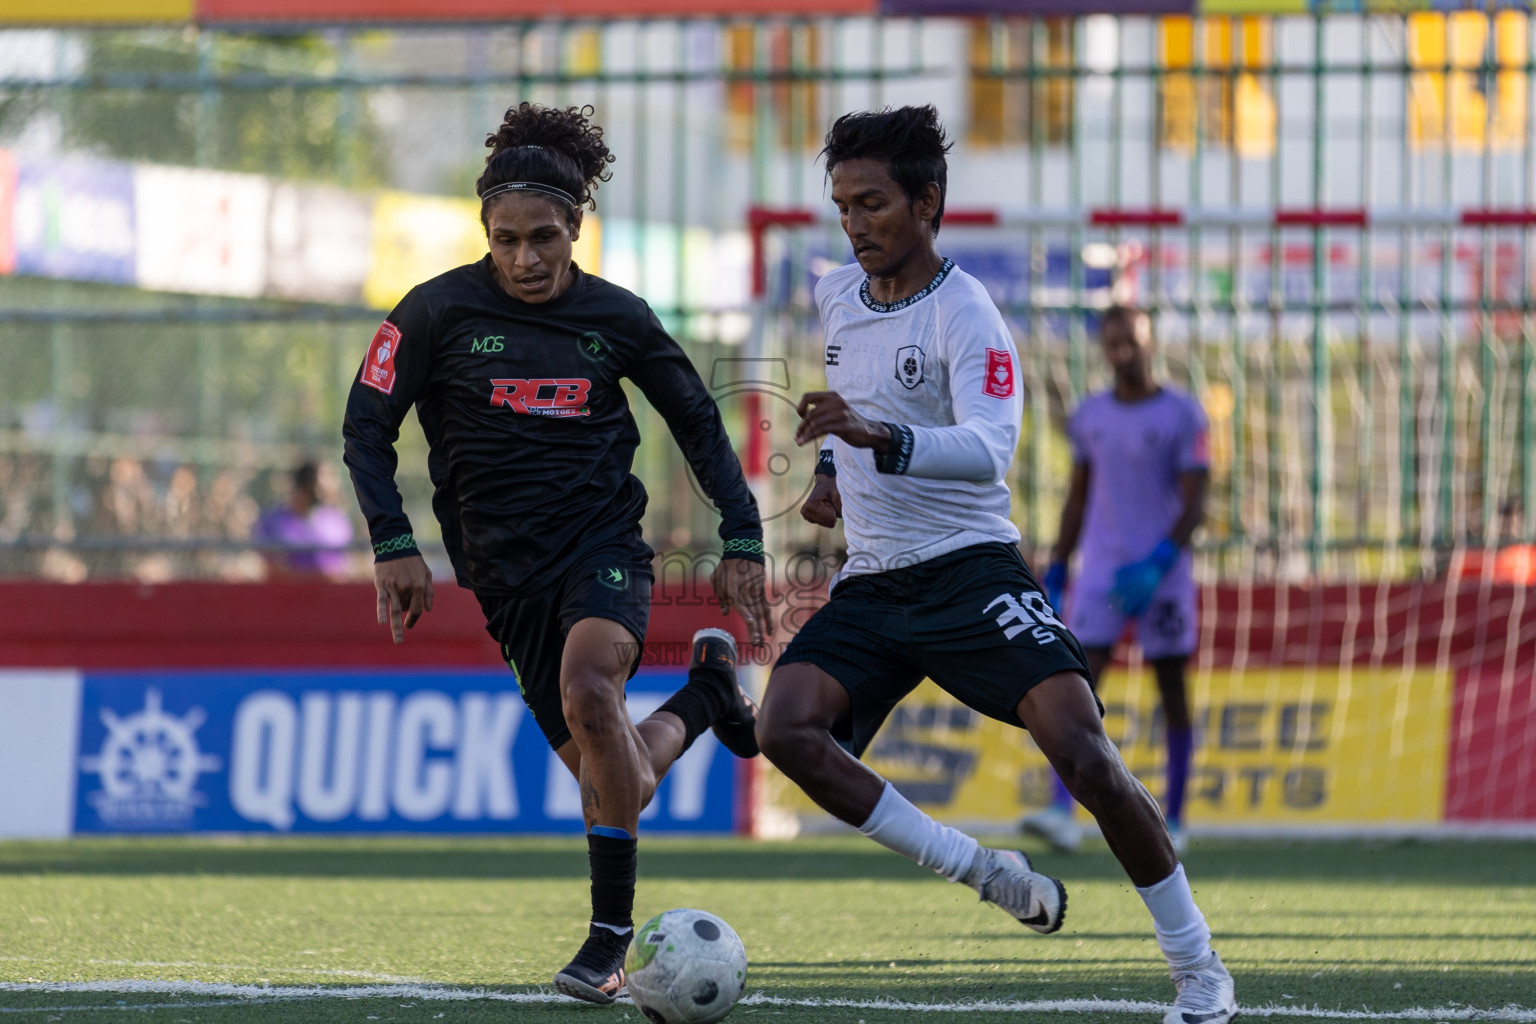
[1164,950,1237,1024]
[964,846,1067,934]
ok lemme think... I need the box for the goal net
[746,204,1536,838]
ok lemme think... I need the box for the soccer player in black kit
[343,103,771,1004]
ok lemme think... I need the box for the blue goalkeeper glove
[1109,539,1180,616]
[1042,563,1067,613]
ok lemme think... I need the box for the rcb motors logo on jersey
[895,345,926,389]
[490,378,593,417]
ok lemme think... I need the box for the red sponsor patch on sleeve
[361,320,402,395]
[983,347,1015,398]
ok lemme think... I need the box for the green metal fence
[2,15,1533,582]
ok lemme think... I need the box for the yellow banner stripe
[0,0,192,21]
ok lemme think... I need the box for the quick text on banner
[229,690,522,830]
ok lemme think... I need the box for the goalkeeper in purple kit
[1025,305,1209,855]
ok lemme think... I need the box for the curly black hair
[477,103,615,228]
[821,105,953,235]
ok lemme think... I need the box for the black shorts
[478,538,653,750]
[777,542,1095,758]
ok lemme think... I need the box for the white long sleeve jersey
[815,258,1024,585]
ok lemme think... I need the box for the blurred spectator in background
[252,460,354,579]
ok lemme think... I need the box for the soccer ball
[624,908,747,1024]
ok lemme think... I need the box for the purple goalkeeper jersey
[1069,386,1208,587]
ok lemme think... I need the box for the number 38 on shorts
[985,590,1065,646]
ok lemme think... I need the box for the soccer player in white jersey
[1023,306,1209,856]
[754,106,1236,1024]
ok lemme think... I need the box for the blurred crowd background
[5,13,1536,585]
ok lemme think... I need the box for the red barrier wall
[4,579,1533,670]
[3,578,1532,823]
[0,580,757,668]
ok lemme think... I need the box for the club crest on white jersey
[895,345,926,389]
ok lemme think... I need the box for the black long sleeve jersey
[343,256,764,596]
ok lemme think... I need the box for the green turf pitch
[0,836,1532,1022]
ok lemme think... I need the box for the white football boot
[1164,950,1237,1024]
[964,847,1067,934]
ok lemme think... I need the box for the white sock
[857,781,980,883]
[1136,864,1213,969]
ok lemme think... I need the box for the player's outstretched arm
[374,553,434,644]
[344,297,437,639]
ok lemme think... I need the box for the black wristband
[816,448,836,477]
[873,423,914,475]
[721,537,766,564]
[372,533,420,562]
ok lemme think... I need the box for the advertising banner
[0,0,191,22]
[265,183,373,304]
[765,667,1453,829]
[193,0,874,22]
[362,192,492,312]
[13,158,136,285]
[883,0,1189,11]
[60,669,732,836]
[134,165,270,297]
[0,672,82,840]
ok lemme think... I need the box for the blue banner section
[14,159,136,285]
[72,669,735,834]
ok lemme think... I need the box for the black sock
[587,830,637,933]
[656,669,730,750]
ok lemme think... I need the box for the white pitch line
[0,957,419,983]
[0,1000,287,1015]
[0,982,1531,1021]
[740,995,1536,1021]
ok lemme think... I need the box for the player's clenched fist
[801,473,842,527]
[794,390,893,452]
